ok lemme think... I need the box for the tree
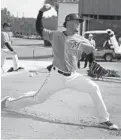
[1,8,37,35]
[1,8,14,26]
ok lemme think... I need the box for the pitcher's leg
[34,70,66,103]
[2,91,39,110]
[2,71,65,110]
[66,73,109,122]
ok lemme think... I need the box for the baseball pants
[1,49,18,70]
[6,67,109,122]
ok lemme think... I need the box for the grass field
[1,70,121,139]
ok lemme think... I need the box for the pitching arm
[36,5,55,43]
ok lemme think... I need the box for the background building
[79,0,121,36]
[78,0,121,47]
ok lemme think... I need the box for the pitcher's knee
[89,80,100,91]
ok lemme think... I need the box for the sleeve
[80,39,95,54]
[70,37,95,54]
[36,10,55,43]
[94,40,96,47]
[1,32,9,43]
[42,29,55,43]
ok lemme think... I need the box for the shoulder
[74,34,85,39]
[78,34,90,42]
[54,31,62,35]
[1,32,7,37]
[53,31,64,37]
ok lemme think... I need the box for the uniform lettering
[70,40,81,50]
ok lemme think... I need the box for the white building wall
[58,3,78,31]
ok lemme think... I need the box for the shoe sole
[99,123,119,130]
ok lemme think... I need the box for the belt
[53,67,71,76]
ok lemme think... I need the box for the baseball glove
[87,61,120,78]
[87,61,108,78]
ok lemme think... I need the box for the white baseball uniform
[5,29,110,123]
[1,31,18,70]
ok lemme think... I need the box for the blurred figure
[78,34,96,68]
[118,37,121,47]
[88,34,96,48]
[103,36,113,50]
[1,23,23,72]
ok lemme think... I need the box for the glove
[87,61,108,78]
[83,51,96,68]
[87,61,121,78]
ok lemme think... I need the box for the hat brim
[78,18,84,23]
[65,18,84,23]
[63,18,84,27]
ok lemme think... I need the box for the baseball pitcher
[1,4,119,130]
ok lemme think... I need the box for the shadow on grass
[1,110,121,133]
[92,78,121,84]
[1,110,99,128]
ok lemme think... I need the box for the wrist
[39,10,44,13]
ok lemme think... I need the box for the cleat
[100,121,119,130]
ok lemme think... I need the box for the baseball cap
[3,23,11,28]
[89,33,93,37]
[63,13,83,27]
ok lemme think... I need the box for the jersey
[42,29,94,72]
[1,31,12,49]
[89,39,96,48]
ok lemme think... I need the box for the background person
[1,23,23,72]
[118,37,121,47]
[88,33,96,48]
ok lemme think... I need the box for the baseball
[29,73,33,77]
[45,4,51,9]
